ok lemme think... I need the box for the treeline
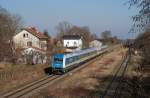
[100,30,120,45]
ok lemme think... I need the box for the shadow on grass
[90,74,149,98]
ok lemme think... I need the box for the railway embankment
[124,53,150,98]
[0,64,48,95]
[30,46,126,98]
[101,48,149,98]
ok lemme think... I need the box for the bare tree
[134,29,150,65]
[56,21,72,39]
[43,29,50,38]
[0,7,23,62]
[127,0,150,66]
[68,26,93,48]
[101,30,112,39]
[127,0,150,32]
[100,30,120,44]
[91,33,98,40]
[43,29,51,51]
[43,30,53,64]
[56,21,94,48]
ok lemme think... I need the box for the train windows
[65,58,69,65]
[65,56,78,65]
[80,54,83,58]
[77,55,80,59]
[81,54,85,58]
[65,58,71,65]
[70,57,73,63]
[75,56,79,60]
[73,56,78,61]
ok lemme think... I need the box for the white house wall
[13,30,40,49]
[89,40,102,49]
[40,40,47,50]
[63,39,82,48]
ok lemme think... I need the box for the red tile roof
[23,27,48,39]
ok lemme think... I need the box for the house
[13,27,48,64]
[62,35,83,52]
[89,39,103,49]
[13,27,48,51]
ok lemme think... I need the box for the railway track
[0,46,120,98]
[0,75,60,98]
[1,47,114,98]
[101,48,131,98]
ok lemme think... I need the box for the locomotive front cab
[52,54,64,73]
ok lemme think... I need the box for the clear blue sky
[0,0,137,39]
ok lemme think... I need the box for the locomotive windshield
[54,58,63,62]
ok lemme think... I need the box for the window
[26,34,28,38]
[65,56,77,65]
[27,41,32,47]
[66,42,69,47]
[23,34,26,38]
[23,33,28,38]
[74,41,77,46]
[41,43,46,49]
[65,58,71,65]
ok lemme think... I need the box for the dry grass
[0,64,48,94]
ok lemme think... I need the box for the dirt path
[33,48,126,98]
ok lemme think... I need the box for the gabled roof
[22,27,48,39]
[62,35,81,40]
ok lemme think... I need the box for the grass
[125,54,150,98]
[0,63,48,95]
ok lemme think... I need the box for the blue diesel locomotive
[51,46,107,74]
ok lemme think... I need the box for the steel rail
[114,48,147,98]
[100,48,130,98]
[1,75,60,98]
[113,49,131,98]
[1,76,51,96]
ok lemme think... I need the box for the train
[51,45,108,74]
